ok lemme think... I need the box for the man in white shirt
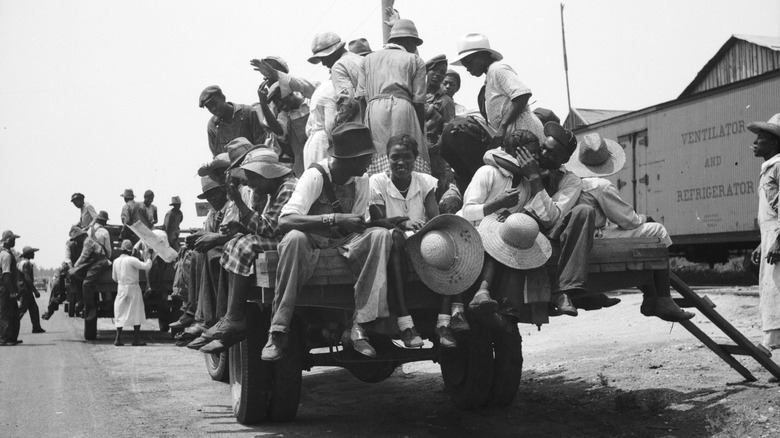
[261,123,393,361]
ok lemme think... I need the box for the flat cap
[199,85,223,108]
[425,54,447,70]
[70,192,85,202]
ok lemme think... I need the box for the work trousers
[46,267,68,314]
[193,248,227,328]
[18,290,42,330]
[439,117,491,193]
[270,228,392,333]
[550,204,595,293]
[80,258,110,321]
[0,286,20,343]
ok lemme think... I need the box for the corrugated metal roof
[679,34,780,97]
[564,108,632,130]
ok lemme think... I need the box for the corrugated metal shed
[679,34,780,97]
[563,108,632,131]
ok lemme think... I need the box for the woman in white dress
[112,240,152,346]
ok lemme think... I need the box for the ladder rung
[718,344,748,356]
[674,295,716,309]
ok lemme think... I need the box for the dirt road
[1,291,778,437]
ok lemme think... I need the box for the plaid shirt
[221,175,297,276]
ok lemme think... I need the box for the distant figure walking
[112,240,152,346]
[18,246,45,333]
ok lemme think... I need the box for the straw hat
[478,213,551,270]
[566,132,626,178]
[747,113,780,139]
[450,33,503,66]
[327,123,375,159]
[197,176,222,199]
[69,226,87,241]
[406,214,484,295]
[238,148,291,179]
[95,211,109,223]
[308,32,345,64]
[169,196,182,206]
[198,153,230,177]
[225,137,260,171]
[388,19,423,46]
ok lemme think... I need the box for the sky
[1,0,779,269]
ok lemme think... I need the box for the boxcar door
[615,134,635,209]
[634,130,649,214]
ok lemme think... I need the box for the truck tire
[84,317,97,341]
[485,323,523,407]
[229,305,272,425]
[205,352,230,382]
[268,319,303,422]
[439,321,493,410]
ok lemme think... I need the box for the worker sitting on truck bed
[69,211,112,322]
[261,122,393,361]
[42,226,87,320]
[196,148,298,354]
[566,132,694,322]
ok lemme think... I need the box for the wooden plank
[524,268,550,304]
[644,260,669,270]
[600,263,627,272]
[626,262,644,271]
[588,264,601,273]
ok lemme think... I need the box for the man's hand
[752,244,762,266]
[401,219,425,232]
[494,188,521,210]
[257,82,269,104]
[219,221,246,236]
[226,182,241,202]
[766,241,780,265]
[194,232,222,252]
[383,7,400,27]
[250,59,279,82]
[334,214,367,234]
[515,147,542,179]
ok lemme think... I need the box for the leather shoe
[187,335,210,350]
[400,327,423,348]
[0,341,15,346]
[184,322,205,337]
[261,332,288,361]
[572,294,621,310]
[169,313,195,330]
[200,339,228,354]
[12,340,22,344]
[32,327,46,333]
[437,326,457,348]
[203,317,247,341]
[469,290,498,315]
[41,311,52,321]
[553,293,578,317]
[342,325,376,358]
[645,297,695,322]
[450,312,471,332]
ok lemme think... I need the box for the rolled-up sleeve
[527,170,582,229]
[459,166,496,223]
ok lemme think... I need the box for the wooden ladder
[669,272,780,382]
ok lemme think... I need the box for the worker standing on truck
[199,85,266,157]
[120,189,151,243]
[566,132,694,321]
[748,113,780,351]
[42,227,87,320]
[197,148,298,354]
[142,190,158,226]
[0,230,22,346]
[17,246,45,333]
[71,193,97,230]
[262,123,393,361]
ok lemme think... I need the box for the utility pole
[560,3,573,117]
[382,0,395,44]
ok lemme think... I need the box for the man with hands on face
[261,123,394,361]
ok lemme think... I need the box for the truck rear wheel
[229,305,272,425]
[205,352,230,382]
[485,323,523,407]
[439,321,493,410]
[84,317,97,340]
[268,320,303,422]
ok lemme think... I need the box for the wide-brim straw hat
[566,132,626,178]
[478,213,551,270]
[747,113,780,139]
[327,122,375,159]
[308,32,345,64]
[388,19,423,46]
[237,148,291,179]
[197,176,222,199]
[451,33,503,67]
[406,214,484,295]
[225,137,260,171]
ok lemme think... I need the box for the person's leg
[82,259,109,322]
[132,325,145,346]
[552,205,595,317]
[469,254,499,314]
[0,287,14,343]
[389,230,422,348]
[114,327,123,346]
[262,231,320,361]
[639,269,694,321]
[28,295,43,332]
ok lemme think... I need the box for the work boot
[41,311,52,321]
[200,339,228,355]
[169,313,195,330]
[400,327,423,348]
[468,289,498,315]
[203,317,247,341]
[436,326,457,348]
[261,332,289,361]
[553,292,578,317]
[450,311,471,332]
[643,297,694,322]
